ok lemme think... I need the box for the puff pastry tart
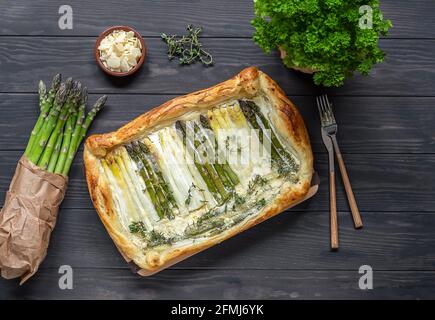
[84,67,313,275]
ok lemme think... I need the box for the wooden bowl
[95,26,146,77]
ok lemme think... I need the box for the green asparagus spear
[133,141,174,219]
[246,101,296,165]
[25,74,61,156]
[38,80,47,111]
[185,121,228,198]
[67,80,81,132]
[239,100,298,174]
[192,122,232,189]
[37,105,70,170]
[47,121,65,172]
[137,141,178,210]
[28,82,69,164]
[199,115,240,186]
[61,87,87,176]
[38,82,81,170]
[54,119,72,175]
[193,121,238,189]
[238,100,282,163]
[125,144,165,219]
[54,83,81,175]
[202,158,228,199]
[42,74,62,115]
[78,95,107,142]
[62,95,107,175]
[176,120,221,199]
[176,120,226,201]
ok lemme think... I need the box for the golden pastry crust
[84,67,314,275]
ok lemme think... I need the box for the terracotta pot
[279,47,317,74]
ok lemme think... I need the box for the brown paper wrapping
[0,156,67,284]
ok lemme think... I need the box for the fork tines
[317,94,336,126]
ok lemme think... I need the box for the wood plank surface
[0,0,433,39]
[1,94,434,154]
[1,269,434,300]
[2,151,434,212]
[11,208,435,271]
[0,38,434,96]
[1,0,434,300]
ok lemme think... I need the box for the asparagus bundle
[24,75,107,175]
[0,74,107,283]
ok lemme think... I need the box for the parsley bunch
[252,0,392,87]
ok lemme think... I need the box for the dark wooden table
[1,0,434,299]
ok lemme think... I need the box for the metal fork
[317,95,363,237]
[317,96,338,249]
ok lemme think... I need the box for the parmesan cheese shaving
[98,29,142,73]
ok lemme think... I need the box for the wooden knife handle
[329,171,339,250]
[336,153,363,229]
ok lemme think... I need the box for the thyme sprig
[185,183,195,205]
[161,25,213,66]
[129,222,174,247]
[248,175,268,193]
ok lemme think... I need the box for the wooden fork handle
[329,171,339,250]
[331,135,363,229]
[336,153,363,229]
